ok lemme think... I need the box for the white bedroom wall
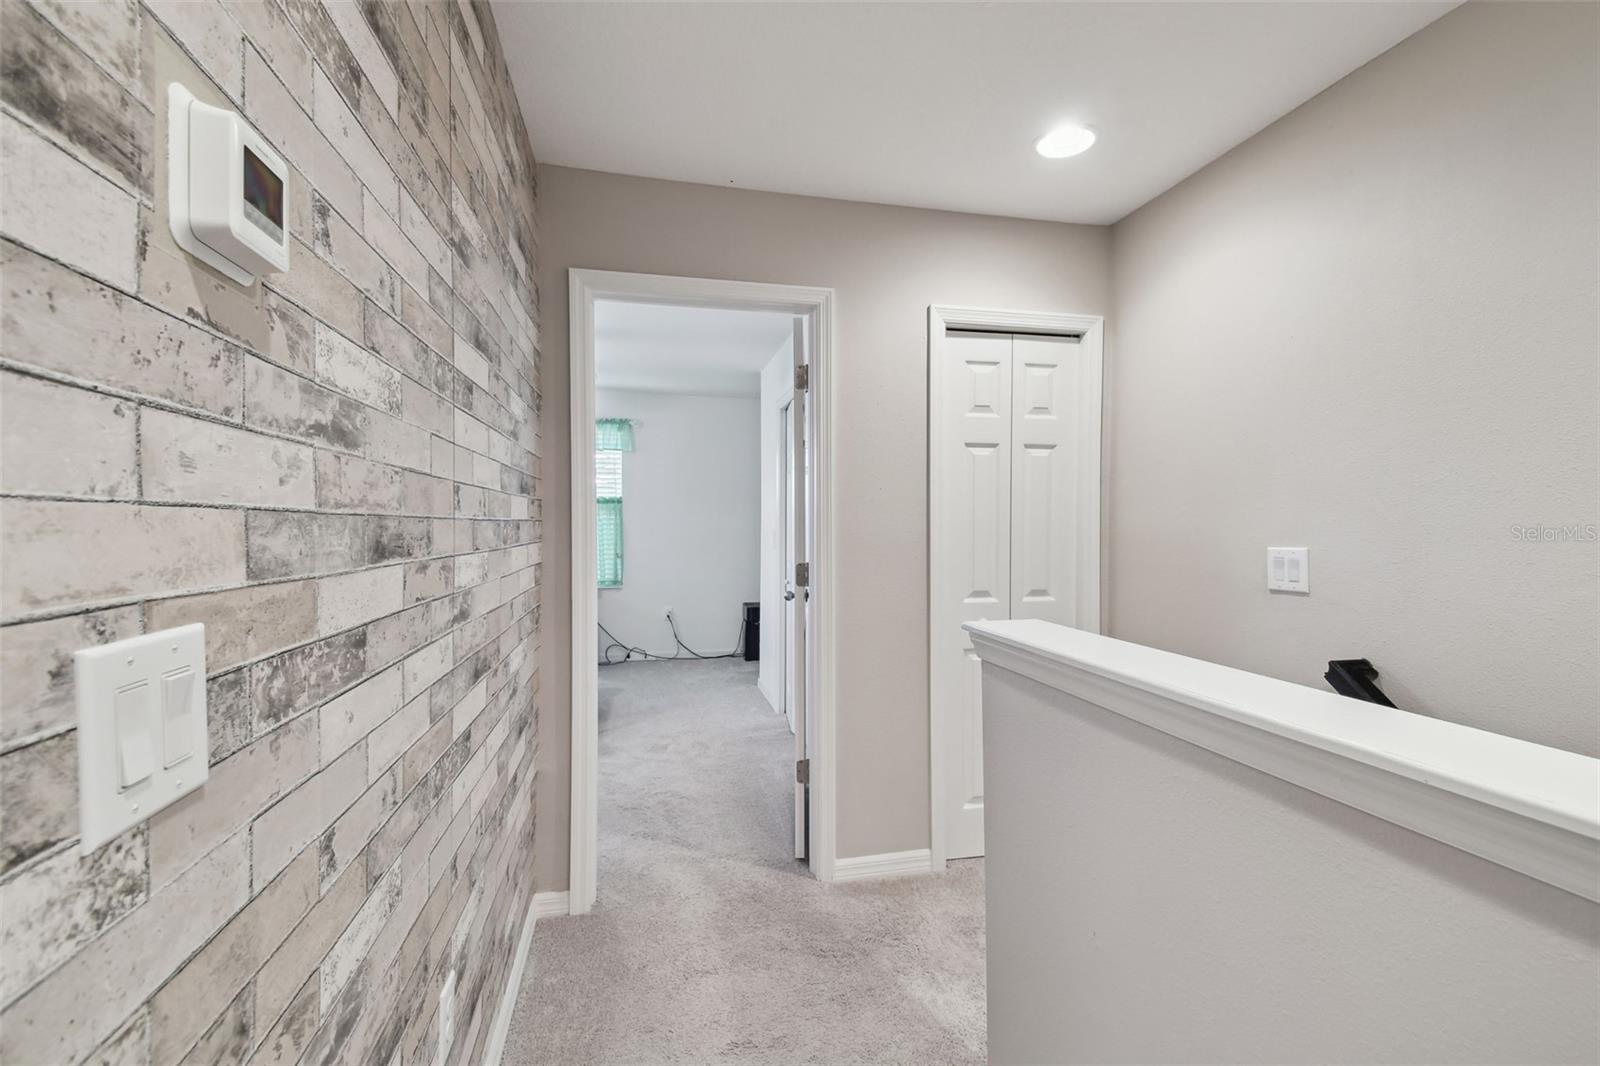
[596,388,761,659]
[757,339,795,711]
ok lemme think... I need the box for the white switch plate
[75,625,208,853]
[1267,547,1310,593]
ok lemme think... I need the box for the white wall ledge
[966,619,1600,903]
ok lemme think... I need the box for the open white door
[790,318,810,861]
[780,402,797,735]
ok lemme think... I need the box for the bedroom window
[595,419,632,588]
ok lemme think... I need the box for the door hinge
[794,561,810,588]
[796,758,810,785]
[793,364,809,392]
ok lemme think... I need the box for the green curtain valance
[596,418,634,452]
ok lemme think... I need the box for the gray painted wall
[534,169,1111,886]
[983,664,1599,1064]
[1107,0,1599,755]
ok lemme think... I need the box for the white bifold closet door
[935,330,1083,860]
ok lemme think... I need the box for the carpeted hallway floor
[504,657,986,1064]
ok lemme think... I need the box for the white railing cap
[966,618,1600,901]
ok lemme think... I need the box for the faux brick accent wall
[0,1,541,1063]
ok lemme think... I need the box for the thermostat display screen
[241,146,283,241]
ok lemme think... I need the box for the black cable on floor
[598,612,747,666]
[598,621,655,665]
[667,611,745,661]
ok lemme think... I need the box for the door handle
[784,589,796,601]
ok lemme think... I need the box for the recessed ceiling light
[1035,124,1096,159]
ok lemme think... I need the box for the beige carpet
[504,658,986,1065]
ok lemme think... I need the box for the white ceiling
[496,2,1456,225]
[595,301,793,397]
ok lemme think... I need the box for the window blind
[597,497,623,588]
[596,441,624,588]
[595,449,623,498]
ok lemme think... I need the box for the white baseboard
[481,890,571,1066]
[532,890,570,919]
[757,674,779,713]
[483,891,538,1066]
[830,848,933,882]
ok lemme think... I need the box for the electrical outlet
[436,969,456,1066]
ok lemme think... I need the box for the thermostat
[168,83,290,285]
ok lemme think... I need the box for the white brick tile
[452,333,490,390]
[0,607,143,748]
[145,0,244,101]
[311,66,397,217]
[141,408,315,508]
[148,713,318,887]
[401,635,452,700]
[317,763,397,892]
[0,832,248,1066]
[320,2,399,121]
[0,829,146,1008]
[146,579,317,675]
[243,46,361,225]
[0,501,245,622]
[319,863,401,1012]
[315,322,402,414]
[450,678,488,740]
[29,0,140,93]
[148,846,316,1064]
[248,740,367,892]
[0,373,137,499]
[318,664,403,765]
[398,185,449,281]
[365,693,428,782]
[3,242,244,422]
[452,408,490,456]
[221,0,312,108]
[363,188,429,300]
[0,112,138,290]
[316,564,405,637]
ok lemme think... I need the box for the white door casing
[570,270,839,913]
[928,307,1103,869]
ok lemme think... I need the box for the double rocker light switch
[1267,546,1311,593]
[76,625,209,853]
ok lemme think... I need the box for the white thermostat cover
[168,82,290,285]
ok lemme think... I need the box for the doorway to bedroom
[569,277,830,921]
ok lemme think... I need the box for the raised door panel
[1011,334,1081,628]
[934,331,1012,861]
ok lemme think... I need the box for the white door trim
[927,304,1104,871]
[569,269,840,912]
